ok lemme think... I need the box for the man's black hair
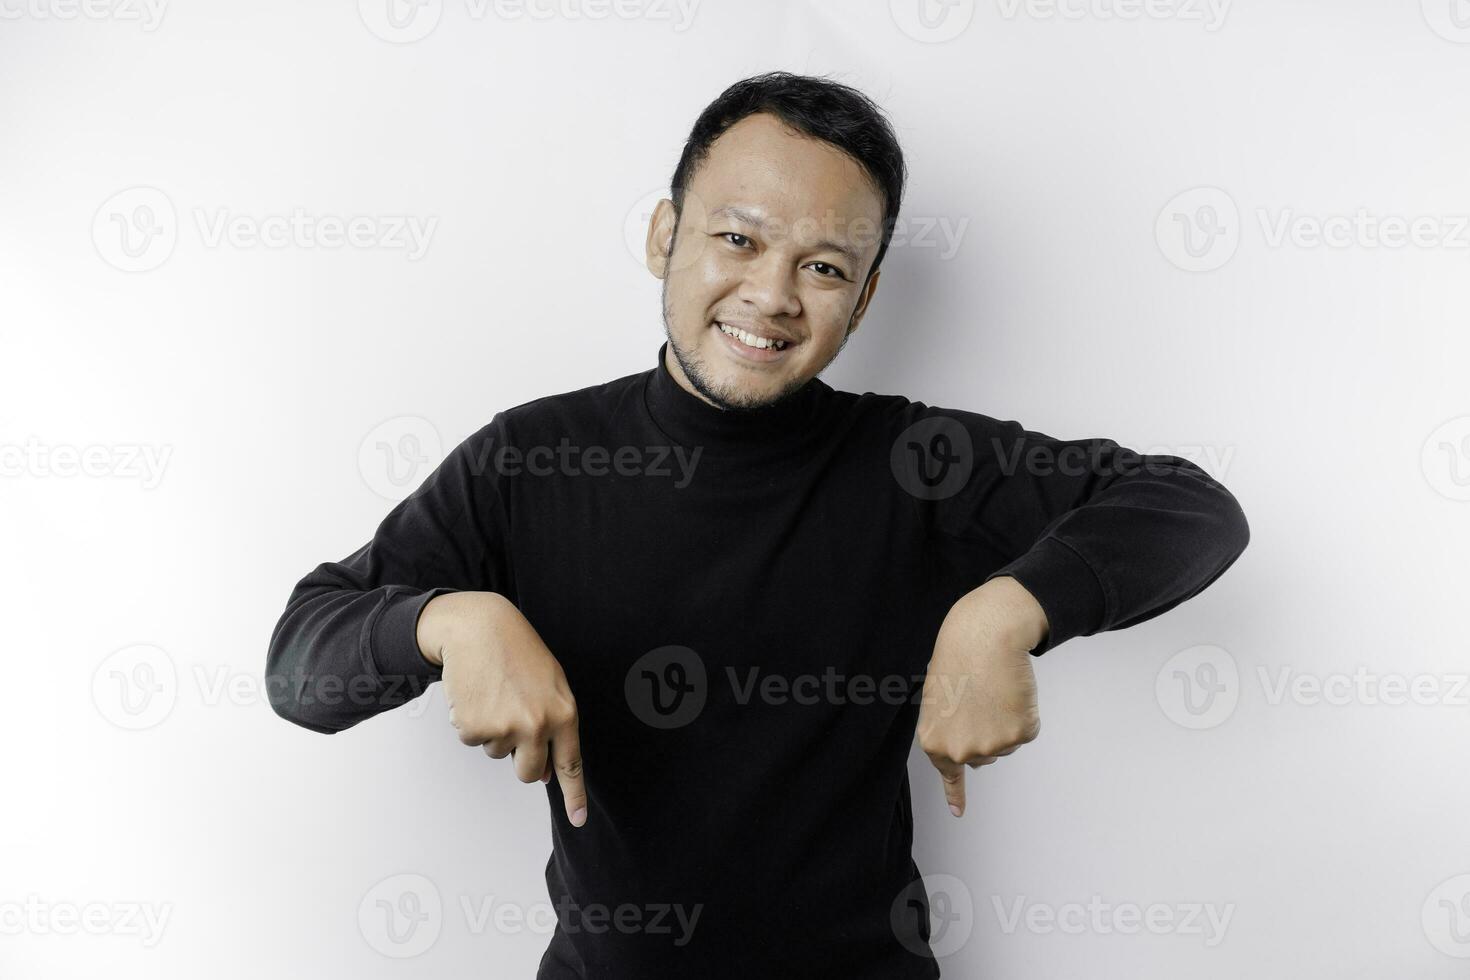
[668,71,908,287]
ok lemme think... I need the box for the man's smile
[711,320,796,363]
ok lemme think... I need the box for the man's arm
[908,404,1250,815]
[912,405,1250,655]
[265,416,511,733]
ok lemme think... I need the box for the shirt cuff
[983,538,1108,656]
[370,586,457,684]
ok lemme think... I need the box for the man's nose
[736,250,801,319]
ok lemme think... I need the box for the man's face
[645,112,886,410]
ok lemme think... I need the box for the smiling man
[267,72,1250,978]
[653,107,885,409]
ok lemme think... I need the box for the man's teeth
[717,322,787,351]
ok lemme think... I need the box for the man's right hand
[417,591,588,828]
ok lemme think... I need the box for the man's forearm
[417,591,510,667]
[981,460,1250,655]
[953,575,1051,653]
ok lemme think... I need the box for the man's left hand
[917,575,1049,818]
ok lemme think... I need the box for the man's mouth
[713,321,791,353]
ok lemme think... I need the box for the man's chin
[696,357,804,409]
[695,374,786,412]
[667,329,806,411]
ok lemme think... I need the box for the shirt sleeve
[265,414,513,733]
[899,403,1250,656]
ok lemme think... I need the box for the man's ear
[645,199,677,279]
[647,190,710,277]
[845,268,882,337]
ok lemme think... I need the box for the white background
[3,0,1469,976]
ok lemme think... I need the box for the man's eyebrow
[710,205,862,264]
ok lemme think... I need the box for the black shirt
[267,341,1250,977]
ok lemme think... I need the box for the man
[266,71,1249,977]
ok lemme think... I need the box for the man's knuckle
[979,734,1014,755]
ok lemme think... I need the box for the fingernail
[949,804,962,818]
[571,807,587,827]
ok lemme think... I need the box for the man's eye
[808,262,848,280]
[722,233,751,248]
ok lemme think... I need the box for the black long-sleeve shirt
[266,341,1250,978]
